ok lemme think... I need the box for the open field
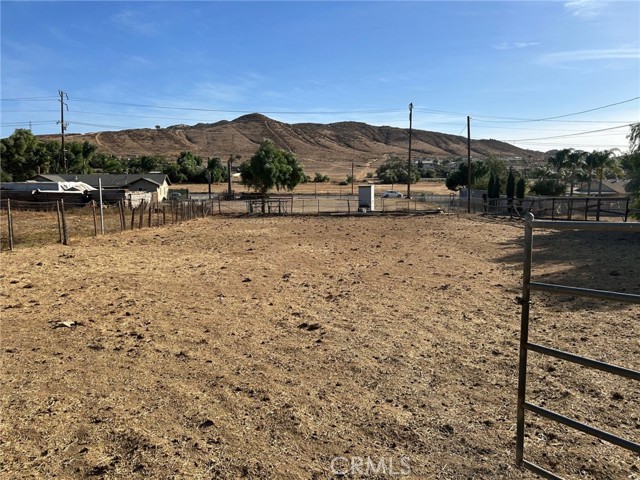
[1,215,638,479]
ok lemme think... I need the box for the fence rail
[0,195,443,250]
[480,195,633,221]
[2,193,636,251]
[516,213,640,479]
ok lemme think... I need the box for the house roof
[575,179,630,195]
[1,181,95,192]
[34,173,170,188]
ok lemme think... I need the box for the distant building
[574,179,630,196]
[0,180,95,205]
[32,173,171,202]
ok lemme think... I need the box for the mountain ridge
[39,114,543,177]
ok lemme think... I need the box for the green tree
[487,174,496,199]
[586,150,621,196]
[493,175,501,199]
[0,129,42,180]
[622,123,640,217]
[506,168,515,200]
[240,139,306,210]
[516,178,526,199]
[565,150,586,196]
[90,152,125,173]
[547,148,571,178]
[171,151,204,182]
[376,156,419,185]
[163,163,187,183]
[484,155,508,182]
[529,179,566,196]
[313,172,330,183]
[445,160,488,191]
[206,157,227,183]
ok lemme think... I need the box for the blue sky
[1,0,639,152]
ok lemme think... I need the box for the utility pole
[407,102,413,198]
[351,161,355,196]
[226,135,238,198]
[467,115,471,214]
[57,90,69,173]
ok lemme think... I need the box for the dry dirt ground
[1,214,638,479]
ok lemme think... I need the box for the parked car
[168,192,182,200]
[381,190,403,198]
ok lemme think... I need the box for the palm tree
[586,149,621,196]
[547,148,572,179]
[565,150,586,196]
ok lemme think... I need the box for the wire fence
[1,193,636,251]
[481,195,634,222]
[0,196,443,251]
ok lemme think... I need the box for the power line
[417,97,639,124]
[69,97,405,115]
[503,124,633,142]
[0,96,58,101]
[0,120,57,127]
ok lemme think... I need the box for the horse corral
[1,214,638,479]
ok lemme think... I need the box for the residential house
[33,173,171,202]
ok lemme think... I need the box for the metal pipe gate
[516,213,640,479]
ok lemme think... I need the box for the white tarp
[1,181,96,192]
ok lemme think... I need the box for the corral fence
[375,193,637,221]
[516,213,640,479]
[0,198,209,251]
[0,194,443,250]
[482,195,634,222]
[213,194,445,215]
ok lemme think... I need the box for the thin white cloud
[493,42,540,51]
[111,10,159,36]
[122,55,156,69]
[538,47,640,65]
[564,0,605,19]
[191,81,249,104]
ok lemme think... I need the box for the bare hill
[42,113,542,176]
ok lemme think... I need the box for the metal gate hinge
[516,296,532,305]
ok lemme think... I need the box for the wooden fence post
[56,201,63,243]
[156,203,160,227]
[92,203,98,236]
[7,199,14,251]
[130,206,136,230]
[60,199,69,245]
[218,196,221,215]
[119,201,125,231]
[596,198,602,221]
[624,197,630,222]
[147,202,152,228]
[584,198,589,221]
[138,201,145,229]
[162,205,166,225]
